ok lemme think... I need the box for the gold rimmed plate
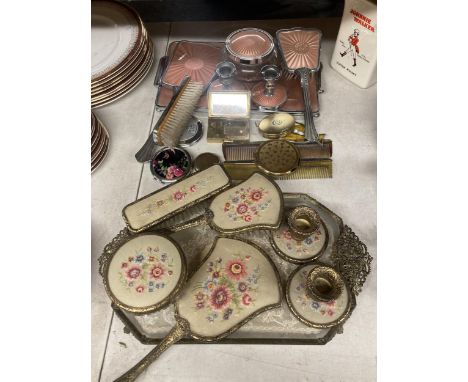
[91,0,143,81]
[92,136,110,173]
[91,38,153,98]
[91,41,154,108]
[91,31,150,95]
[92,21,148,87]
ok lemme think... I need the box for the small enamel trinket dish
[150,147,192,184]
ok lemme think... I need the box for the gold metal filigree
[285,262,355,329]
[98,227,134,277]
[287,205,321,241]
[331,225,373,296]
[306,266,344,301]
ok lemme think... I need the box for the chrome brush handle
[297,68,320,143]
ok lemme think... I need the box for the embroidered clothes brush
[134,77,204,162]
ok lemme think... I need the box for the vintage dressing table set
[92,1,374,380]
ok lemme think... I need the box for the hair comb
[222,159,332,180]
[222,140,332,161]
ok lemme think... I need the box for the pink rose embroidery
[173,191,185,201]
[126,266,141,279]
[242,293,252,305]
[236,203,248,214]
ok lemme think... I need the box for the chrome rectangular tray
[154,40,322,116]
[109,193,370,345]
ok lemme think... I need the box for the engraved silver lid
[178,117,203,147]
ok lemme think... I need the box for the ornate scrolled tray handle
[331,225,373,296]
[98,228,134,277]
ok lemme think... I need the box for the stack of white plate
[91,112,110,172]
[91,0,154,108]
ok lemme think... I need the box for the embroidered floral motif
[118,246,175,294]
[295,270,337,317]
[192,255,261,323]
[223,187,272,223]
[275,225,323,256]
[138,176,215,217]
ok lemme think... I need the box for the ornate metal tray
[101,193,371,345]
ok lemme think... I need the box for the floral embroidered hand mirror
[166,172,284,234]
[101,231,187,314]
[115,237,282,382]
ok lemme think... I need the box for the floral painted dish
[102,233,187,314]
[150,147,192,184]
[286,263,354,328]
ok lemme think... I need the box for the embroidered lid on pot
[270,220,328,264]
[150,147,192,184]
[286,263,353,328]
[103,233,187,314]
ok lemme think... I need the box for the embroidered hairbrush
[135,77,204,162]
